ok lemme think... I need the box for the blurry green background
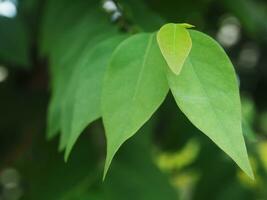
[0,0,267,199]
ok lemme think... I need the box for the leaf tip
[170,65,183,75]
[248,171,255,180]
[102,137,122,181]
[64,148,71,163]
[64,135,77,163]
[242,158,255,180]
[179,23,195,29]
[102,154,112,182]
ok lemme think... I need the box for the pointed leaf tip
[102,145,116,181]
[62,36,127,162]
[179,23,195,29]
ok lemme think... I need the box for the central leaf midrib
[114,35,154,143]
[132,34,153,101]
[188,58,237,156]
[172,24,177,59]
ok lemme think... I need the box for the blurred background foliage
[0,0,267,199]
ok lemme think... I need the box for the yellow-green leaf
[157,23,192,75]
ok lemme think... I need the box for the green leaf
[64,35,127,160]
[166,30,253,179]
[45,3,100,140]
[102,33,169,179]
[58,30,119,151]
[157,23,192,75]
[45,3,118,144]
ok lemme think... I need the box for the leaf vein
[132,35,154,101]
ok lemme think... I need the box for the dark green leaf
[64,35,127,160]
